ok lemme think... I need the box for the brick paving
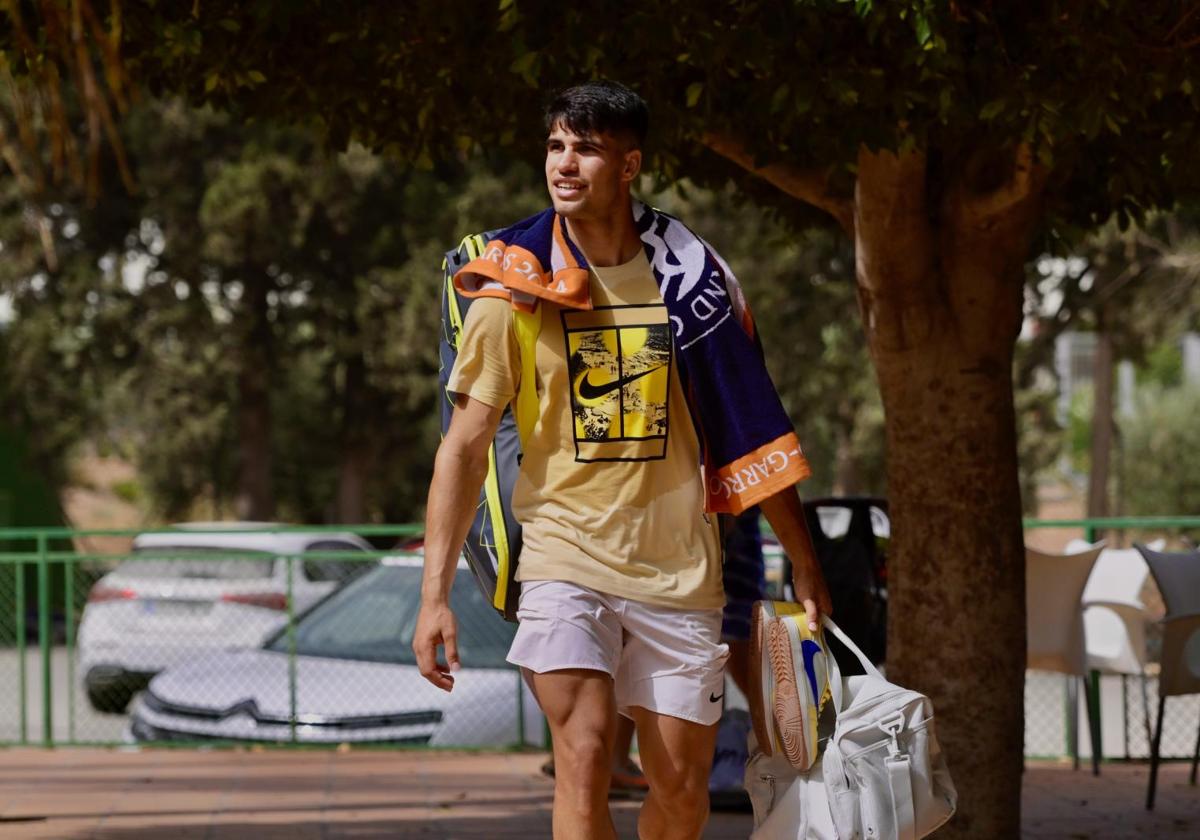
[0,748,1195,839]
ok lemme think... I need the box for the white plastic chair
[1068,538,1164,674]
[1067,537,1165,760]
[1026,541,1105,773]
[1134,544,1200,810]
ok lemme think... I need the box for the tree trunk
[831,415,859,496]
[335,350,371,524]
[707,137,1044,837]
[234,274,274,521]
[872,327,1027,838]
[1087,328,1114,521]
[853,147,1041,839]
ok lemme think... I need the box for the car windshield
[264,565,516,669]
[119,547,275,580]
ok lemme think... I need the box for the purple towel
[455,202,810,513]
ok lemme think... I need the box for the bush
[1122,385,1200,523]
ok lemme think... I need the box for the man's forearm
[759,485,818,573]
[759,484,831,628]
[421,440,490,604]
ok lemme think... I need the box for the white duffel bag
[747,617,957,840]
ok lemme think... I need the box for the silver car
[78,524,373,713]
[127,556,545,747]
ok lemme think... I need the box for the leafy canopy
[91,0,1200,233]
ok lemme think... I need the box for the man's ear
[622,149,642,182]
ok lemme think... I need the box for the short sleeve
[447,297,520,409]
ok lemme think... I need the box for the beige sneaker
[749,600,831,771]
[748,600,806,758]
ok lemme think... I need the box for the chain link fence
[1,520,1196,761]
[0,525,544,749]
[1023,671,1200,760]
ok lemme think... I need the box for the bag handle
[822,615,885,713]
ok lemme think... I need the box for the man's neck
[564,201,642,267]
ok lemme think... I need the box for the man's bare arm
[759,486,832,632]
[414,393,504,691]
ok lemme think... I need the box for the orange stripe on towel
[706,432,811,514]
[455,232,592,309]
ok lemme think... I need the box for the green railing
[0,524,542,750]
[1,518,1196,755]
[1022,515,1200,543]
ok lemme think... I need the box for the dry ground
[0,748,1195,839]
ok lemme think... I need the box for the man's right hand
[416,394,503,692]
[413,600,460,692]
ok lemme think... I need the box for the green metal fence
[0,517,1196,757]
[0,524,544,750]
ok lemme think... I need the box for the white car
[78,524,373,713]
[128,556,545,748]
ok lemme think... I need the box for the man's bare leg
[630,705,719,840]
[530,668,619,840]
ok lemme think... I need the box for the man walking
[414,80,830,840]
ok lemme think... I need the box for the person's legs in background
[708,507,767,801]
[610,714,649,792]
[721,506,766,695]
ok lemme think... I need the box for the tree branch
[702,132,855,235]
[855,144,934,293]
[1015,258,1092,388]
[954,143,1045,230]
[1165,6,1200,44]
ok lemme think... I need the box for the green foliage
[111,478,143,504]
[1,93,892,519]
[1019,208,1200,508]
[102,1,1200,234]
[1140,339,1185,388]
[1013,385,1063,516]
[1122,384,1200,518]
[0,100,465,521]
[1067,383,1094,476]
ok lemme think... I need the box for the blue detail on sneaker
[802,639,823,702]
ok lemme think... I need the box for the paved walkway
[0,748,1195,838]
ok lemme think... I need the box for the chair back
[1134,544,1200,697]
[1066,539,1162,674]
[1026,542,1104,675]
[1067,539,1162,610]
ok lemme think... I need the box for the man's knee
[648,765,710,812]
[641,774,710,839]
[554,727,611,783]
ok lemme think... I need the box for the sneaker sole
[771,614,831,771]
[749,601,806,758]
[768,616,812,770]
[749,601,785,756]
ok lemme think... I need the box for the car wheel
[86,683,134,714]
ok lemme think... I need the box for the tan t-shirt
[447,252,723,609]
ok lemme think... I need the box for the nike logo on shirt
[577,365,664,400]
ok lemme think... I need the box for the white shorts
[507,580,729,726]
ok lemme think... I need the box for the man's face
[545,122,641,220]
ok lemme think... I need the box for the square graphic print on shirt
[562,305,673,462]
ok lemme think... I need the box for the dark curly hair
[543,80,649,149]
